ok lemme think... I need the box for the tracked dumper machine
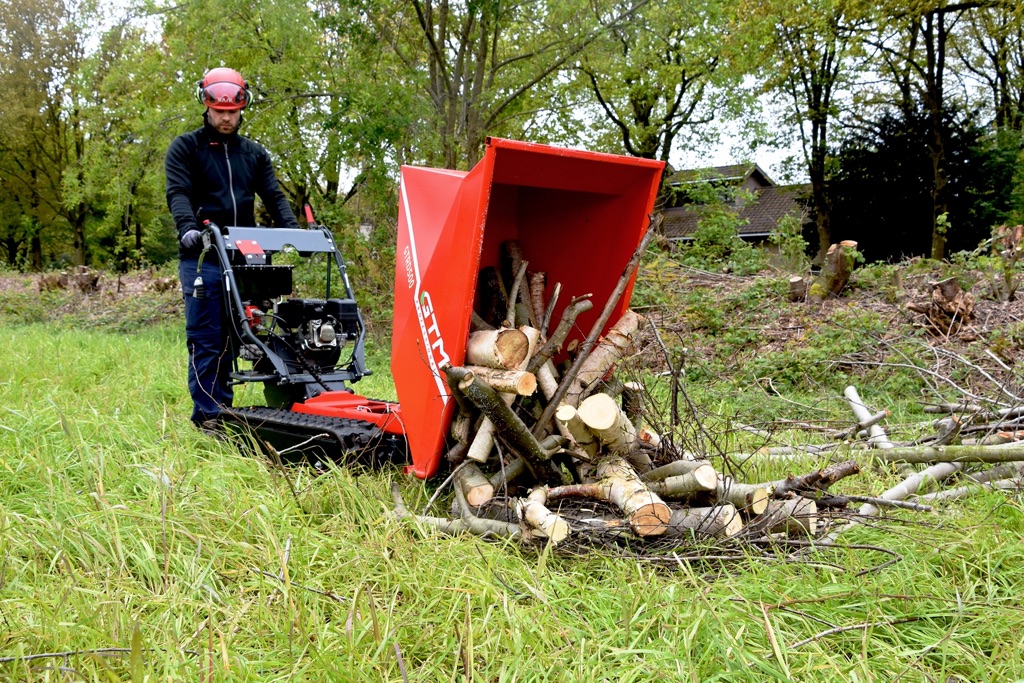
[213,138,664,478]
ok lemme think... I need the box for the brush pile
[391,238,842,547]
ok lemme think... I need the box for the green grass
[2,321,1024,681]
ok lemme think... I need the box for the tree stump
[906,277,975,335]
[808,240,858,303]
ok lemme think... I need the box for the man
[165,67,299,431]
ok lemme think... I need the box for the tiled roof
[665,163,775,187]
[661,184,811,240]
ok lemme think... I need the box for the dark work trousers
[179,257,235,425]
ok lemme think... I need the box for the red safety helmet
[195,68,251,111]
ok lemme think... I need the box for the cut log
[465,327,541,464]
[565,309,644,406]
[647,463,718,498]
[788,275,807,302]
[555,403,600,459]
[808,240,858,303]
[547,455,671,536]
[455,462,495,507]
[466,419,498,463]
[576,392,637,454]
[519,487,570,543]
[749,498,818,537]
[461,366,537,396]
[716,477,769,516]
[664,504,743,539]
[443,365,564,486]
[643,459,717,483]
[595,455,671,536]
[465,328,530,370]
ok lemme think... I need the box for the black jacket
[165,120,299,258]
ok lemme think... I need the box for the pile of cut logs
[392,237,839,545]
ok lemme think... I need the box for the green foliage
[769,212,811,273]
[987,321,1024,361]
[675,185,767,276]
[948,222,1024,301]
[572,0,746,161]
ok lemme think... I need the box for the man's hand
[181,229,203,249]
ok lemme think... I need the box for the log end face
[748,488,770,516]
[629,503,672,537]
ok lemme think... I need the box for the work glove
[180,229,203,249]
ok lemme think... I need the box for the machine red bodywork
[391,138,665,478]
[292,393,405,435]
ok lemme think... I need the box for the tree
[71,18,177,269]
[574,0,739,164]
[745,0,868,262]
[955,0,1024,131]
[366,0,651,169]
[0,0,99,268]
[863,0,988,260]
[830,107,994,262]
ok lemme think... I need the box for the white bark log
[465,327,541,463]
[565,309,644,407]
[643,459,717,483]
[576,392,637,453]
[665,504,743,538]
[647,464,719,498]
[717,476,769,515]
[519,487,570,543]
[844,385,895,449]
[750,498,818,537]
[466,420,498,463]
[461,365,537,395]
[465,328,530,370]
[595,455,671,536]
[555,403,599,459]
[455,462,495,508]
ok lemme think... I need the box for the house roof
[662,183,811,240]
[665,163,775,187]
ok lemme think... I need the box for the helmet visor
[200,81,249,110]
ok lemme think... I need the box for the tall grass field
[2,314,1024,680]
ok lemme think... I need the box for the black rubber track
[219,406,408,471]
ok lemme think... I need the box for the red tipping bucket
[392,138,665,478]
